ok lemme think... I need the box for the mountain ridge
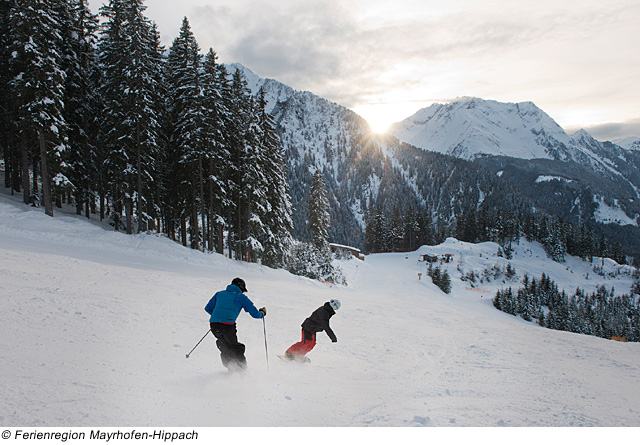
[227,64,640,260]
[389,96,637,161]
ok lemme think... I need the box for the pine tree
[439,268,452,294]
[229,70,268,261]
[365,207,388,252]
[166,16,207,248]
[9,0,70,216]
[544,219,567,262]
[404,206,421,251]
[255,88,293,268]
[63,0,99,219]
[98,0,130,230]
[389,207,405,251]
[306,169,335,279]
[223,68,253,258]
[309,170,330,250]
[0,0,17,192]
[200,48,229,253]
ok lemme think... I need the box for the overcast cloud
[88,0,640,137]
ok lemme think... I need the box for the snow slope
[1,192,640,428]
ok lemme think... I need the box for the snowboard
[277,354,310,364]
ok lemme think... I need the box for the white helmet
[329,299,341,311]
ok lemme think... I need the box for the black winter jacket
[301,302,337,342]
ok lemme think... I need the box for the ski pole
[262,316,269,370]
[186,329,212,359]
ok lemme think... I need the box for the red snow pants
[286,329,316,357]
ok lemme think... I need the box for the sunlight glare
[353,102,431,134]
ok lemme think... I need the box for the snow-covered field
[1,191,640,431]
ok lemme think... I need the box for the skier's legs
[210,322,247,369]
[286,329,316,358]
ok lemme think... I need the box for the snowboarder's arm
[325,324,337,342]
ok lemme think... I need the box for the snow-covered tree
[98,0,164,233]
[0,0,17,192]
[166,16,207,248]
[9,0,70,216]
[309,170,330,250]
[200,48,229,253]
[255,88,293,268]
[365,207,388,252]
[63,0,99,219]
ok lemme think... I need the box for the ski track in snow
[1,193,640,427]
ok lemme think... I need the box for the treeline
[494,273,640,342]
[364,206,443,254]
[365,203,628,266]
[0,0,292,267]
[457,209,627,265]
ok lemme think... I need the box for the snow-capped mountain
[389,97,640,227]
[389,97,639,172]
[226,65,640,259]
[389,97,576,160]
[228,65,535,248]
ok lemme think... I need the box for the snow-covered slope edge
[2,190,639,427]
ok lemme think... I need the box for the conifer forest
[1,0,294,268]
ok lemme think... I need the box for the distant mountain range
[229,64,640,259]
[389,97,639,160]
[389,96,640,228]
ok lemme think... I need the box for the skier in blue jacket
[204,278,266,371]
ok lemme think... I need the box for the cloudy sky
[88,0,640,139]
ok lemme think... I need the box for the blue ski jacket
[204,284,264,323]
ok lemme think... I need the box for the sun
[352,102,427,134]
[352,104,395,134]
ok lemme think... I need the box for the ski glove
[259,307,267,317]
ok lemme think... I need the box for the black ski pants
[210,322,247,370]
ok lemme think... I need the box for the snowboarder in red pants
[285,299,340,362]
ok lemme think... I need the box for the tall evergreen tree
[309,170,330,250]
[237,95,269,261]
[200,48,229,253]
[255,88,293,268]
[166,16,206,248]
[63,0,99,219]
[9,0,70,216]
[0,0,17,192]
[388,207,405,251]
[365,206,388,252]
[98,0,164,233]
[226,69,253,259]
[98,0,131,229]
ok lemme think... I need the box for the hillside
[223,68,640,264]
[2,190,639,427]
